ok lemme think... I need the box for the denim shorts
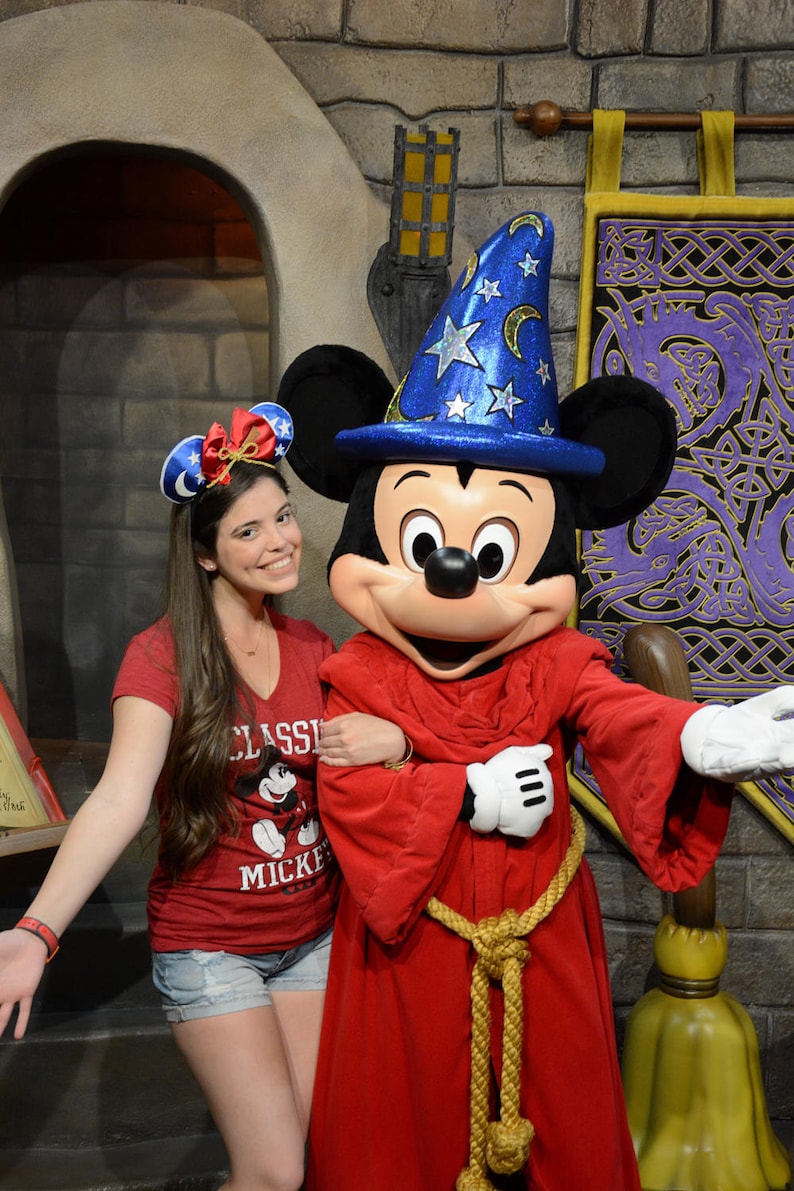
[151,926,333,1022]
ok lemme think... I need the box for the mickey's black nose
[424,547,479,599]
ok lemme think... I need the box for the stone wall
[0,6,789,381]
[0,0,791,1140]
[259,0,794,399]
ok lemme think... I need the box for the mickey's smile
[404,633,496,671]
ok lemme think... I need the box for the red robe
[307,627,731,1191]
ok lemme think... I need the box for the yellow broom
[620,625,791,1191]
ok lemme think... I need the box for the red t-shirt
[112,610,340,954]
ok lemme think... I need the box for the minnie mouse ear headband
[335,211,605,478]
[160,402,294,504]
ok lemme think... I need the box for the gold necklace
[223,612,265,657]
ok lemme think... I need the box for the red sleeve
[319,655,467,945]
[111,620,179,719]
[555,634,732,892]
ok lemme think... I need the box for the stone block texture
[344,0,569,52]
[577,0,649,57]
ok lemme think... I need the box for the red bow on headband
[202,409,278,488]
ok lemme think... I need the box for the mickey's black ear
[559,375,677,529]
[277,345,394,502]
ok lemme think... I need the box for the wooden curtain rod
[514,100,794,137]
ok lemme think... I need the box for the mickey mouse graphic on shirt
[235,754,321,860]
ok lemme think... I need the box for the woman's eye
[400,512,444,572]
[472,520,518,582]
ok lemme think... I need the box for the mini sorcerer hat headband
[160,402,294,504]
[336,211,604,478]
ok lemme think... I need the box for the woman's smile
[202,473,304,598]
[263,554,295,572]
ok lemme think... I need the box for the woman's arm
[0,695,173,1039]
[317,713,408,768]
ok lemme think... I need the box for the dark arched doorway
[0,150,269,739]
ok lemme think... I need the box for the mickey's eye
[401,512,444,572]
[472,520,518,582]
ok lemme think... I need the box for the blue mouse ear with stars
[247,401,294,461]
[160,434,206,504]
[335,211,605,479]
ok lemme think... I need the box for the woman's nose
[263,523,289,550]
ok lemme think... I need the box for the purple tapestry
[574,217,794,832]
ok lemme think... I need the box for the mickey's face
[329,462,577,680]
[258,761,298,805]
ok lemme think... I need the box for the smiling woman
[0,402,406,1191]
[196,474,304,692]
[192,466,303,699]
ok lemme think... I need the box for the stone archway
[0,0,393,715]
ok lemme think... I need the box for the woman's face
[198,473,303,599]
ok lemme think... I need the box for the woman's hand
[0,928,49,1039]
[318,714,408,768]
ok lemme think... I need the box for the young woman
[0,402,407,1191]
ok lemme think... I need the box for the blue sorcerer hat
[336,212,605,478]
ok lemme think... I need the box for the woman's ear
[195,552,217,574]
[277,345,394,502]
[559,375,677,529]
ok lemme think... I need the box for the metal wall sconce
[368,124,460,378]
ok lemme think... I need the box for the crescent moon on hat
[459,252,479,291]
[175,470,201,500]
[508,213,545,238]
[504,305,542,359]
[160,434,206,503]
[384,376,409,423]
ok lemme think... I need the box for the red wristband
[16,916,60,962]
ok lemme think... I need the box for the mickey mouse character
[279,213,794,1191]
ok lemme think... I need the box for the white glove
[467,745,554,839]
[680,687,794,783]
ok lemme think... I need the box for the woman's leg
[269,989,325,1132]
[170,992,324,1191]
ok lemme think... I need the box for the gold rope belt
[425,807,586,1191]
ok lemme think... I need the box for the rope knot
[456,1168,495,1191]
[486,1117,535,1175]
[425,808,586,1191]
[471,909,529,980]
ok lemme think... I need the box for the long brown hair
[159,462,288,878]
